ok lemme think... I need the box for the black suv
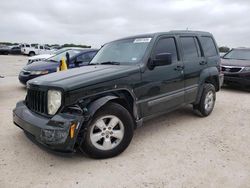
[13,31,223,158]
[221,48,250,88]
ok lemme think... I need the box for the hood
[28,54,53,60]
[221,58,250,67]
[28,65,140,91]
[24,60,59,72]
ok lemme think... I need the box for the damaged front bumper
[13,101,84,153]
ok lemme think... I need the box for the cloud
[0,0,250,48]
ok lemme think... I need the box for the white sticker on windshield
[134,38,151,43]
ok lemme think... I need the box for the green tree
[219,46,230,53]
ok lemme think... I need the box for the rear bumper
[13,101,84,153]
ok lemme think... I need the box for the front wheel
[81,102,134,159]
[193,83,216,117]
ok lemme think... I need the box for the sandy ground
[0,55,250,188]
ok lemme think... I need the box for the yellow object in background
[59,57,68,71]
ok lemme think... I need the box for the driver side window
[154,37,178,62]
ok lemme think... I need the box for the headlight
[47,90,62,115]
[30,70,49,75]
[242,67,250,72]
[27,60,34,65]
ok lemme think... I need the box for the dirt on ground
[0,55,250,188]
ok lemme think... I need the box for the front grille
[221,66,242,73]
[26,89,47,114]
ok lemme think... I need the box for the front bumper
[18,73,38,85]
[13,101,84,153]
[224,74,250,87]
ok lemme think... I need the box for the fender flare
[195,67,219,104]
[87,95,118,118]
[75,95,118,149]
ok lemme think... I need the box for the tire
[29,51,35,56]
[81,102,134,159]
[193,83,216,117]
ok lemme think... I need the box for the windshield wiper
[99,61,120,65]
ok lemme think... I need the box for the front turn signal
[70,123,76,139]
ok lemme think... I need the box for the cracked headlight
[47,90,62,115]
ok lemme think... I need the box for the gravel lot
[0,55,250,188]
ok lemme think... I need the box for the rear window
[180,37,200,60]
[200,37,218,57]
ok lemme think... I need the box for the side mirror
[148,53,172,70]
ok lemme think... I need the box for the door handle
[174,65,184,71]
[199,61,207,65]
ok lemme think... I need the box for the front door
[136,36,185,118]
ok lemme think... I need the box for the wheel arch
[29,51,35,56]
[85,89,138,122]
[194,67,220,104]
[74,89,138,151]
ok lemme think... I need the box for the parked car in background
[27,54,54,64]
[27,47,84,65]
[0,45,21,55]
[20,44,31,55]
[0,46,10,55]
[19,48,98,84]
[9,46,21,55]
[21,44,52,56]
[13,31,223,158]
[50,45,61,52]
[221,48,250,88]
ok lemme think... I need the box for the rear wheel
[193,83,216,117]
[29,51,35,56]
[81,102,134,159]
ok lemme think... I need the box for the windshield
[223,49,250,60]
[90,37,151,64]
[47,49,82,62]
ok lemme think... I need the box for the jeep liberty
[13,31,223,158]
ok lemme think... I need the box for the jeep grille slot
[26,89,47,114]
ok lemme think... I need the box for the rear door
[179,36,204,103]
[138,36,185,117]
